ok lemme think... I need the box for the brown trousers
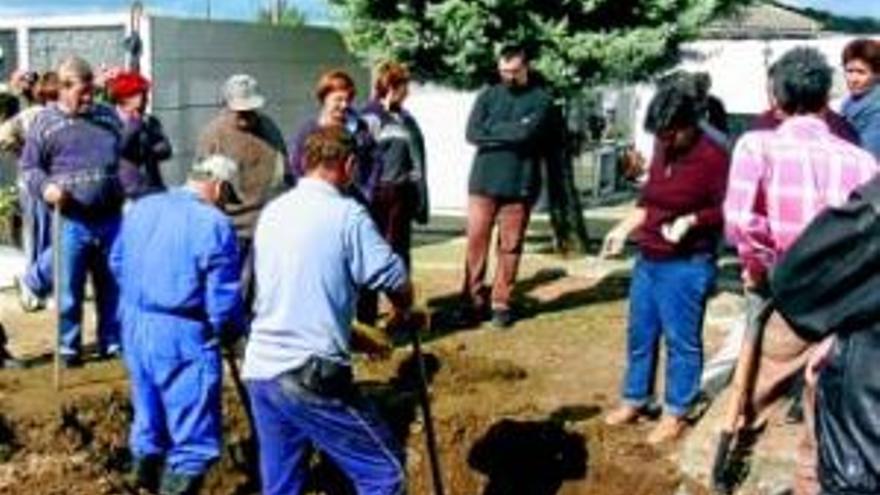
[462,194,531,310]
[357,183,415,324]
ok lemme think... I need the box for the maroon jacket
[636,132,730,260]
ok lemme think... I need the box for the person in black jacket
[460,43,553,328]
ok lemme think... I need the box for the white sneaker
[14,275,44,313]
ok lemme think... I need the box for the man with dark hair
[243,125,414,495]
[111,155,244,495]
[21,56,125,367]
[751,61,860,144]
[460,42,554,328]
[724,46,876,495]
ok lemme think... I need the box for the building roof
[703,2,823,39]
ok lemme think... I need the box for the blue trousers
[247,378,405,495]
[20,188,52,296]
[622,254,716,417]
[54,214,121,356]
[123,316,223,476]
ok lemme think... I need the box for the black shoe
[160,471,204,495]
[61,354,83,369]
[448,305,488,329]
[491,308,515,329]
[130,454,164,494]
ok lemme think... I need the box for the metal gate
[29,26,125,72]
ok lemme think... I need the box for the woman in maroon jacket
[601,77,730,444]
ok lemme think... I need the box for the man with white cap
[110,154,246,494]
[197,74,287,306]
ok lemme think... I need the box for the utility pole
[206,0,212,21]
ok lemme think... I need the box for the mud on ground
[0,245,713,494]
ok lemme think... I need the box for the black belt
[279,356,354,401]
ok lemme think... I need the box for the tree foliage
[329,0,753,95]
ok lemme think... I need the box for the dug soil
[0,247,710,494]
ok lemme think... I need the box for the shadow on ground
[424,266,631,341]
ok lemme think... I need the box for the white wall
[633,35,879,161]
[406,83,478,215]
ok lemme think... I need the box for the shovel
[710,288,773,493]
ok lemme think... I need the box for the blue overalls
[110,188,243,477]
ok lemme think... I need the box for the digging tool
[365,297,444,495]
[710,289,773,494]
[52,203,62,391]
[407,308,445,495]
[222,343,261,481]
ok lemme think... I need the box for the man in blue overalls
[110,155,245,494]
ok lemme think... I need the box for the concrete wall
[148,17,368,184]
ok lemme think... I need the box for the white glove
[600,226,629,258]
[661,214,697,244]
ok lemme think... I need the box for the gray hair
[56,56,93,84]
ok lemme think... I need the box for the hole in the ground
[468,418,589,495]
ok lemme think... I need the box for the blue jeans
[247,378,405,495]
[123,314,222,476]
[56,214,122,356]
[20,188,52,296]
[622,254,716,417]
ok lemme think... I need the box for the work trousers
[123,315,223,477]
[357,182,415,324]
[462,194,531,311]
[247,378,405,495]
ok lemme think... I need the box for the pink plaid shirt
[724,115,878,280]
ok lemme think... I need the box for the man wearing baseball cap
[107,70,172,198]
[197,74,287,308]
[110,154,246,495]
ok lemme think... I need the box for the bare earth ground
[0,235,799,494]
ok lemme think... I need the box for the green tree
[257,0,307,27]
[330,0,751,252]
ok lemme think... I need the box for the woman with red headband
[107,71,172,198]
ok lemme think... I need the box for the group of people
[0,33,875,495]
[0,46,443,493]
[600,39,880,495]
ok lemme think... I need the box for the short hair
[373,61,410,99]
[769,47,832,115]
[34,71,60,104]
[644,82,700,134]
[842,38,880,74]
[499,42,528,63]
[303,125,355,172]
[315,69,356,103]
[56,56,93,86]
